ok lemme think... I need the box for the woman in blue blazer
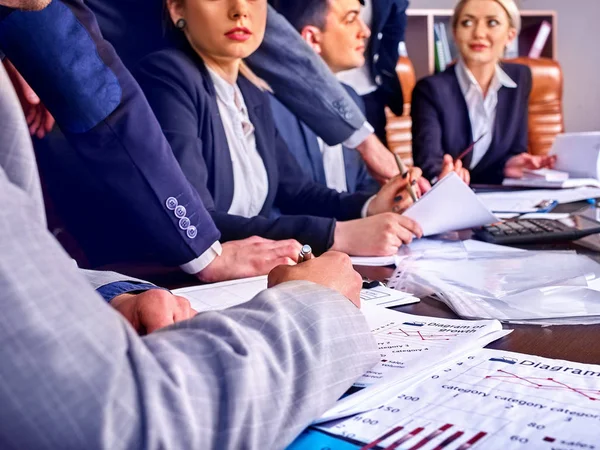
[135,0,424,257]
[411,0,554,185]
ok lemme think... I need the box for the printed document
[319,348,600,450]
[318,305,510,421]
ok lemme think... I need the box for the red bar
[456,431,487,449]
[359,426,404,450]
[432,431,464,450]
[408,424,453,450]
[383,427,425,450]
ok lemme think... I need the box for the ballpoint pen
[393,153,418,203]
[456,133,487,161]
[297,244,312,264]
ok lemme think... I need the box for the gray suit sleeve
[247,6,366,146]
[0,62,46,226]
[0,167,378,450]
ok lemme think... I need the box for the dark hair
[271,0,331,32]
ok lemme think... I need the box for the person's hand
[504,153,557,179]
[267,251,362,308]
[439,154,470,185]
[3,59,55,139]
[197,236,302,283]
[110,289,197,334]
[355,133,400,184]
[417,176,432,194]
[367,167,424,216]
[332,212,423,256]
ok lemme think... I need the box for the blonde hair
[239,62,273,93]
[451,0,521,34]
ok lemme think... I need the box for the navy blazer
[84,0,363,146]
[367,0,409,115]
[411,63,532,185]
[0,0,220,268]
[269,88,379,195]
[135,47,372,255]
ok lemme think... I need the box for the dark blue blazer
[269,88,379,195]
[0,0,220,268]
[411,63,532,185]
[368,0,409,115]
[135,47,372,255]
[82,0,364,146]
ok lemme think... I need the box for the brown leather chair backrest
[505,57,565,155]
[385,56,416,165]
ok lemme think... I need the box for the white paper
[503,177,600,189]
[477,196,556,213]
[523,168,569,181]
[175,276,418,311]
[478,187,600,208]
[318,305,509,421]
[403,173,498,236]
[359,285,419,308]
[319,348,600,450]
[552,132,600,179]
[350,255,397,266]
[174,276,267,312]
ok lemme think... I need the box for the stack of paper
[388,246,600,326]
[523,168,569,181]
[317,304,510,422]
[315,348,600,449]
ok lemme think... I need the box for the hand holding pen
[268,251,363,308]
[438,134,487,186]
[366,166,425,216]
[297,244,313,264]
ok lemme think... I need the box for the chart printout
[319,307,509,421]
[319,349,600,449]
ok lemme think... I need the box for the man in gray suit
[0,24,379,448]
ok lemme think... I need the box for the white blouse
[207,68,269,218]
[454,59,517,169]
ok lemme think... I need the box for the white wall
[413,0,600,132]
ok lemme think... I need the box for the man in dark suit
[337,0,409,147]
[270,0,379,195]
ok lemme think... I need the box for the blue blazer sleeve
[0,0,220,267]
[411,78,446,181]
[247,6,366,146]
[135,50,371,255]
[373,0,408,116]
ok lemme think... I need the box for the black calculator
[474,215,600,245]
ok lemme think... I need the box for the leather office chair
[505,57,565,156]
[385,56,416,165]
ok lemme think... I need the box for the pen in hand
[297,244,313,264]
[393,153,418,203]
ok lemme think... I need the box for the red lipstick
[225,27,252,42]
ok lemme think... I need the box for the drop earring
[176,18,186,29]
